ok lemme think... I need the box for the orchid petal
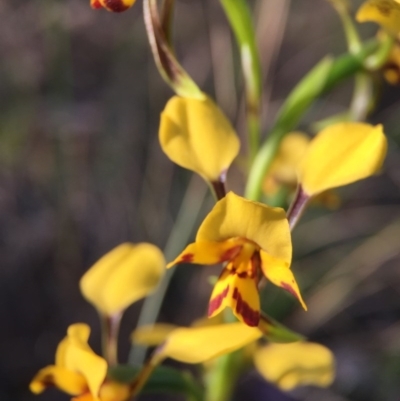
[159,96,240,182]
[132,324,178,346]
[29,366,87,396]
[260,251,307,310]
[197,192,291,264]
[167,239,243,268]
[356,0,400,36]
[298,123,387,196]
[62,324,107,399]
[159,323,262,364]
[254,342,335,390]
[80,243,165,316]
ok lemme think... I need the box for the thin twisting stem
[286,185,310,231]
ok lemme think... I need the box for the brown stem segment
[286,185,310,231]
[101,312,122,366]
[210,180,227,201]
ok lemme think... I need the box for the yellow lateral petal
[29,365,87,395]
[80,243,165,315]
[132,323,178,346]
[260,251,307,310]
[254,342,335,391]
[160,322,262,364]
[167,239,243,268]
[159,96,240,182]
[196,192,291,264]
[63,324,108,398]
[356,0,400,35]
[298,123,387,196]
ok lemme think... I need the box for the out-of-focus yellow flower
[30,324,130,401]
[133,323,335,391]
[356,0,400,36]
[298,122,387,196]
[263,132,341,209]
[80,243,165,317]
[159,96,240,183]
[263,132,310,196]
[167,192,306,327]
[157,322,262,364]
[90,0,136,12]
[254,342,335,391]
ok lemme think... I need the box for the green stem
[245,40,379,201]
[219,0,262,162]
[205,350,244,401]
[129,176,208,365]
[349,72,373,121]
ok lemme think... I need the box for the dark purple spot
[103,0,129,12]
[208,285,229,316]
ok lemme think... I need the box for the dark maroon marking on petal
[250,251,261,279]
[237,271,249,279]
[232,287,260,327]
[218,245,242,263]
[208,285,229,316]
[103,0,129,12]
[180,253,194,263]
[281,282,298,298]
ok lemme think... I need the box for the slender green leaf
[219,0,262,158]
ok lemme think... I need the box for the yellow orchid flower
[159,95,240,184]
[133,323,334,391]
[90,0,136,12]
[80,243,165,317]
[298,122,387,196]
[356,0,400,36]
[30,324,130,401]
[254,342,335,391]
[167,192,306,327]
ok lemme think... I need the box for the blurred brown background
[1,0,400,400]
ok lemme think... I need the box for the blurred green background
[1,0,400,400]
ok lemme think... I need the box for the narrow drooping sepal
[260,251,307,310]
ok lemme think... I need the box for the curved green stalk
[130,176,208,365]
[219,0,262,162]
[245,40,380,201]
